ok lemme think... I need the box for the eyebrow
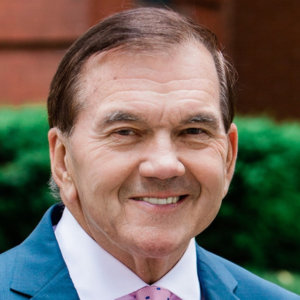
[180,113,220,130]
[103,111,142,124]
[101,110,220,130]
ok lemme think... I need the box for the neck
[90,228,188,283]
[127,249,187,283]
[71,206,190,283]
[93,234,188,283]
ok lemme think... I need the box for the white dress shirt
[55,207,200,300]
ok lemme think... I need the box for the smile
[134,196,186,205]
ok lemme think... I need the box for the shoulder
[0,246,18,288]
[196,244,300,299]
[0,204,66,298]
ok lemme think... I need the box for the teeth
[140,196,180,205]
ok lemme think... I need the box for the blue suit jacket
[0,204,299,299]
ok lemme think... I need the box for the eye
[181,128,206,135]
[114,129,136,136]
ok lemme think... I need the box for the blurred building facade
[0,0,299,120]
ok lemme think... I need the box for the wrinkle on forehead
[77,42,221,122]
[90,80,219,106]
[79,79,219,116]
[92,77,217,93]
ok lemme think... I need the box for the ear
[48,128,78,204]
[223,123,238,196]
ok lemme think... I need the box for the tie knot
[116,285,181,300]
[136,286,171,300]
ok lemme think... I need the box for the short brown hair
[47,7,236,134]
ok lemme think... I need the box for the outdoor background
[0,0,299,294]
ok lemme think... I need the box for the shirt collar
[55,207,200,300]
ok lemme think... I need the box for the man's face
[50,43,237,263]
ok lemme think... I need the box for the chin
[128,234,188,259]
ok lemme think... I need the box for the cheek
[190,147,227,189]
[189,161,225,234]
[74,146,136,191]
[71,149,141,225]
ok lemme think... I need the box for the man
[0,7,298,300]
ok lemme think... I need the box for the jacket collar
[10,203,239,300]
[196,244,239,300]
[10,204,79,299]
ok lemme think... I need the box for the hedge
[0,106,299,271]
[197,117,300,271]
[0,106,54,252]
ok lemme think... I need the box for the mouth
[132,195,187,205]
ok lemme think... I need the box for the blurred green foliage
[249,269,300,295]
[0,106,55,252]
[0,107,299,274]
[197,117,300,271]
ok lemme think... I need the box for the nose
[139,135,185,180]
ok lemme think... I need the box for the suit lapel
[10,204,79,299]
[9,205,240,299]
[196,244,239,300]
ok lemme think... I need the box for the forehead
[82,42,217,82]
[76,42,221,125]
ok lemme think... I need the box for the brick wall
[0,0,89,104]
[0,0,133,104]
[0,0,229,105]
[232,0,300,120]
[1,0,299,120]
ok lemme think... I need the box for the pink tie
[116,285,181,300]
